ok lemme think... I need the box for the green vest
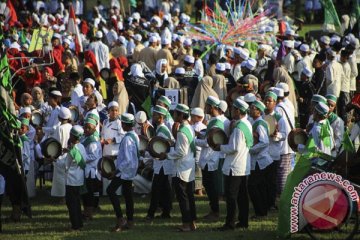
[235,121,254,148]
[252,119,269,135]
[179,124,196,154]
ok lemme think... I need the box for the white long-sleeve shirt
[101,118,124,156]
[42,105,61,138]
[153,123,174,175]
[275,101,295,155]
[71,83,83,109]
[116,130,139,180]
[88,40,110,70]
[266,112,287,161]
[82,136,102,179]
[326,59,343,97]
[349,54,358,91]
[65,143,87,186]
[341,61,351,93]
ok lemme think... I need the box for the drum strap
[278,105,294,130]
[179,124,196,155]
[125,132,140,159]
[156,125,172,140]
[70,146,86,169]
[252,119,269,136]
[236,121,254,148]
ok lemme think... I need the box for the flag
[67,4,83,55]
[321,0,341,32]
[7,0,18,27]
[141,95,152,116]
[342,130,355,153]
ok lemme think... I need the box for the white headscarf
[155,59,168,77]
[130,63,145,78]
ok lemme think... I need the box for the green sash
[206,118,224,134]
[328,112,337,125]
[69,145,86,169]
[179,124,196,154]
[82,134,99,148]
[320,119,331,147]
[235,121,254,148]
[156,125,172,140]
[20,134,29,145]
[125,132,140,159]
[274,112,282,122]
[252,119,269,135]
[166,111,173,122]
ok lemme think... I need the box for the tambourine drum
[100,68,111,81]
[40,138,62,159]
[98,156,116,179]
[288,128,308,152]
[264,115,276,135]
[207,128,228,150]
[68,105,79,122]
[139,135,149,151]
[148,136,171,159]
[31,110,43,126]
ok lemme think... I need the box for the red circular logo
[301,183,349,230]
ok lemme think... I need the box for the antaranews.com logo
[290,172,359,238]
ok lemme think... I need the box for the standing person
[88,31,110,71]
[81,117,102,220]
[42,90,62,139]
[325,48,343,98]
[326,95,344,157]
[138,36,158,71]
[311,54,326,95]
[146,105,174,220]
[51,107,73,202]
[70,72,83,111]
[338,50,351,121]
[64,125,87,231]
[156,96,174,132]
[100,101,125,195]
[297,67,316,129]
[248,100,273,219]
[216,98,252,230]
[160,104,197,232]
[107,113,139,232]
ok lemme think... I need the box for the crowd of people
[1,0,360,235]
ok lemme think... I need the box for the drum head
[100,68,111,80]
[100,157,116,179]
[145,125,155,139]
[31,111,43,126]
[148,136,170,159]
[264,115,276,135]
[139,135,149,151]
[68,105,79,122]
[207,128,228,150]
[288,128,308,152]
[41,138,62,159]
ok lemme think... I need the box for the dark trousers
[107,177,134,220]
[248,163,268,216]
[147,168,172,217]
[66,185,83,230]
[202,165,219,213]
[338,91,351,122]
[224,174,249,228]
[173,177,197,223]
[265,161,279,209]
[82,178,98,208]
[0,194,3,232]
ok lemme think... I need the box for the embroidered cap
[71,125,84,137]
[265,91,278,101]
[326,94,337,104]
[191,107,204,118]
[219,100,228,112]
[175,103,189,114]
[84,117,97,127]
[184,55,195,64]
[252,100,266,112]
[302,66,313,78]
[135,111,147,123]
[244,93,256,103]
[158,96,172,108]
[273,87,284,98]
[50,90,62,97]
[206,96,221,107]
[311,94,327,104]
[121,113,135,124]
[315,102,329,116]
[59,107,71,120]
[83,78,95,87]
[216,63,225,71]
[19,107,31,116]
[21,118,30,127]
[275,82,289,93]
[175,67,185,75]
[153,105,168,116]
[233,98,249,112]
[108,101,119,109]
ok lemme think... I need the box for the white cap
[132,12,141,20]
[63,38,71,45]
[294,41,302,48]
[234,48,249,60]
[149,36,157,43]
[53,33,62,39]
[59,107,71,119]
[224,62,231,70]
[245,58,257,71]
[50,90,62,97]
[275,82,289,93]
[184,38,192,46]
[84,78,95,87]
[244,93,256,103]
[216,63,225,71]
[19,107,31,115]
[161,37,171,45]
[95,31,103,39]
[118,36,126,44]
[300,44,309,52]
[285,29,295,36]
[330,35,341,45]
[191,107,204,118]
[135,111,147,124]
[219,100,228,113]
[273,87,284,97]
[133,34,142,42]
[320,36,330,45]
[176,35,184,43]
[175,67,185,74]
[184,55,195,64]
[302,66,313,78]
[108,101,119,109]
[283,40,294,49]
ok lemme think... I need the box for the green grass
[0,183,316,240]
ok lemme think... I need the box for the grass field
[0,184,317,240]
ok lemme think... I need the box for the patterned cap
[71,125,84,137]
[326,94,337,104]
[175,104,189,114]
[121,113,135,124]
[158,96,171,108]
[311,94,327,104]
[233,98,249,112]
[315,102,329,116]
[265,91,278,101]
[153,105,168,116]
[252,100,266,112]
[206,96,221,107]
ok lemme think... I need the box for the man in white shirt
[283,40,295,74]
[88,31,110,71]
[325,48,343,98]
[338,50,351,121]
[70,72,83,114]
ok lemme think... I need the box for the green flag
[342,130,355,153]
[141,95,152,117]
[321,0,341,30]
